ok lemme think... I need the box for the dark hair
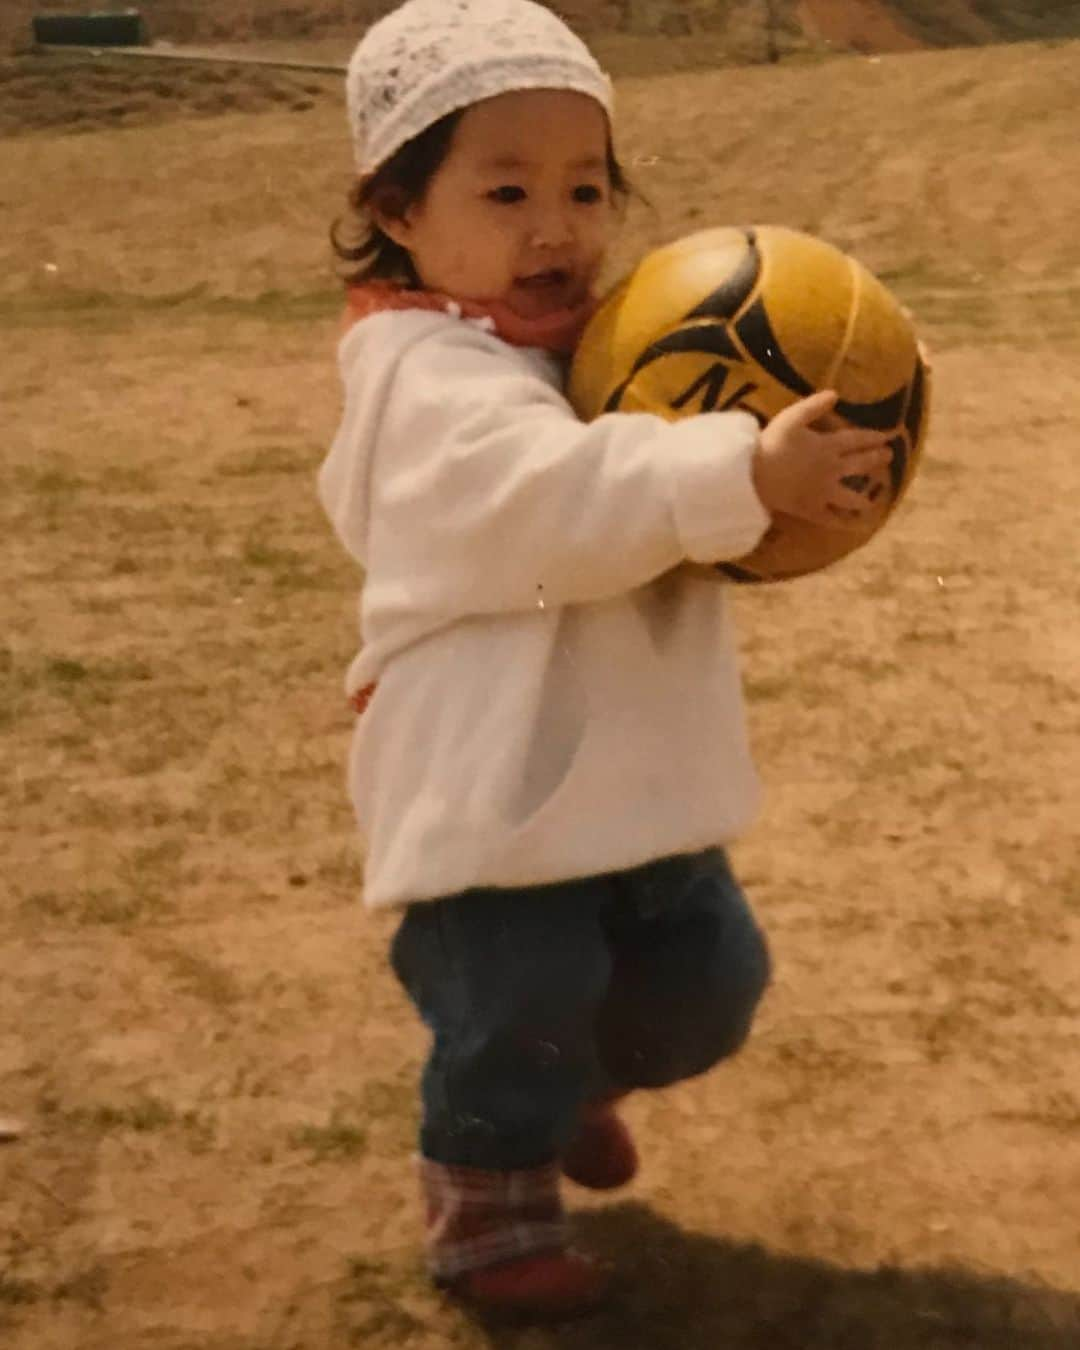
[331,109,632,287]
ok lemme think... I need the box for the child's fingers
[835,451,894,494]
[772,388,838,435]
[834,474,886,506]
[808,408,846,432]
[822,505,878,532]
[828,428,893,458]
[821,494,886,531]
[826,475,892,525]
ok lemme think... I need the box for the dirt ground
[2,34,1079,1350]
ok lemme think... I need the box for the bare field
[2,37,1079,1350]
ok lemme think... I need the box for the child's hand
[752,390,893,531]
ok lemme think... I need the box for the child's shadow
[474,1203,1079,1348]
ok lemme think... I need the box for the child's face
[377,89,618,318]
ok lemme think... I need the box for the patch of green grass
[886,1,985,46]
[360,1077,417,1155]
[361,1078,415,1123]
[237,529,333,593]
[853,741,945,783]
[314,847,363,892]
[0,1273,41,1306]
[216,445,311,478]
[117,836,190,903]
[289,1109,367,1162]
[20,881,170,927]
[52,1263,109,1310]
[16,828,189,926]
[158,947,242,1008]
[0,287,341,332]
[12,466,87,531]
[61,790,123,829]
[129,794,201,831]
[746,654,903,703]
[897,625,961,648]
[104,500,202,540]
[841,655,904,683]
[803,811,872,851]
[14,465,88,500]
[39,1093,215,1146]
[130,835,186,873]
[744,673,793,703]
[45,657,93,687]
[337,1256,425,1347]
[896,0,1080,44]
[116,719,204,777]
[990,1100,1080,1134]
[79,596,126,617]
[98,464,158,493]
[92,1099,176,1132]
[875,257,968,293]
[216,805,259,836]
[918,454,966,479]
[914,289,999,336]
[904,282,1080,347]
[4,651,154,712]
[242,533,307,572]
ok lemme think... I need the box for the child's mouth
[515,268,573,293]
[510,269,584,317]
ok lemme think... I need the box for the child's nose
[528,204,574,249]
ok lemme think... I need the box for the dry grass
[0,51,336,136]
[2,34,1079,1350]
[5,0,1080,61]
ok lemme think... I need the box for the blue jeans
[390,849,771,1170]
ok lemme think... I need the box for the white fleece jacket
[318,309,772,909]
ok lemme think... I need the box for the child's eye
[572,184,605,205]
[488,185,526,204]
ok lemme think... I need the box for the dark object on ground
[33,10,147,48]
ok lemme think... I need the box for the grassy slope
[895,0,1080,44]
[2,39,1078,324]
[4,0,1080,56]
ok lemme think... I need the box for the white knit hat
[346,0,614,176]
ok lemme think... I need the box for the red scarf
[342,282,596,356]
[342,283,595,716]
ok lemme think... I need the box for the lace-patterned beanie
[346,0,614,177]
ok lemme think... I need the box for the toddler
[319,0,891,1319]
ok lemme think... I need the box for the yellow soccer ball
[569,226,930,582]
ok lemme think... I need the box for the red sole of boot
[446,1253,612,1321]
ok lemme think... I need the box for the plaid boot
[420,1157,609,1317]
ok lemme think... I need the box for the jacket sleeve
[346,321,769,617]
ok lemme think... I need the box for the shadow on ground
[472,1203,1079,1349]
